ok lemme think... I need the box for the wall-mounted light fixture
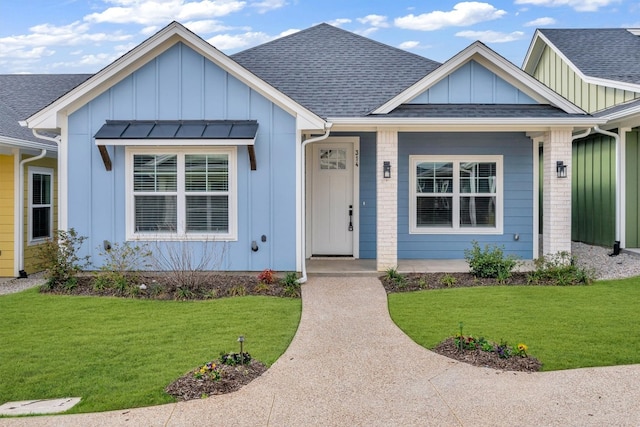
[383,161,391,179]
[556,161,567,178]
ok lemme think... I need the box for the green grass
[388,277,640,371]
[0,288,301,414]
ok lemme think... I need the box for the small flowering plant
[194,361,221,381]
[455,324,530,359]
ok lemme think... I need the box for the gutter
[297,124,333,284]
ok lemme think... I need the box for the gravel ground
[0,271,46,296]
[571,241,640,280]
[0,242,638,296]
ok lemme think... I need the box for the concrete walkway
[2,276,640,426]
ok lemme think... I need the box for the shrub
[94,242,152,293]
[385,266,407,288]
[257,269,276,284]
[280,272,301,297]
[527,252,594,286]
[151,239,227,289]
[464,241,518,280]
[439,273,457,287]
[37,229,90,289]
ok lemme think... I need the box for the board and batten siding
[533,45,640,114]
[626,130,640,247]
[66,42,298,272]
[397,132,534,260]
[330,132,377,259]
[571,134,616,247]
[0,154,14,277]
[410,60,537,104]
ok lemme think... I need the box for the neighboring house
[0,74,90,278]
[23,22,602,275]
[524,29,640,250]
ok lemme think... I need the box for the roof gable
[374,41,585,115]
[407,60,537,105]
[24,22,325,131]
[523,29,640,92]
[232,23,441,118]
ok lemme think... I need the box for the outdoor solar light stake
[238,335,245,363]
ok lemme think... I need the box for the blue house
[24,22,601,276]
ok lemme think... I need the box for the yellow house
[0,74,90,278]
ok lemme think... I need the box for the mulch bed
[432,338,542,372]
[39,272,299,299]
[165,360,267,401]
[379,271,567,293]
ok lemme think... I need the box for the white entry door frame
[306,137,360,258]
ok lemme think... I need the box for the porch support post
[542,128,573,256]
[376,129,398,271]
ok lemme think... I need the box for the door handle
[348,205,353,231]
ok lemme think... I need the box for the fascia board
[522,31,545,74]
[532,32,640,94]
[373,41,585,115]
[25,22,325,132]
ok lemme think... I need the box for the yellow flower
[517,343,528,352]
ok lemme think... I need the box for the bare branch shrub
[150,238,228,291]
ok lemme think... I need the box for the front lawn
[388,276,640,371]
[0,288,300,414]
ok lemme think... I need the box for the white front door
[311,143,354,256]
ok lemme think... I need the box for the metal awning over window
[93,120,259,171]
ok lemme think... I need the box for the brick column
[542,129,572,256]
[376,129,398,271]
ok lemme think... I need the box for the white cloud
[85,0,246,25]
[357,14,389,28]
[398,40,420,49]
[524,17,557,26]
[394,2,506,31]
[206,28,298,50]
[0,20,132,61]
[514,0,619,12]
[327,18,352,27]
[141,25,161,35]
[250,0,287,13]
[184,19,236,34]
[455,30,525,42]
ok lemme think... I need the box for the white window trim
[125,146,238,241]
[409,155,503,235]
[28,166,54,244]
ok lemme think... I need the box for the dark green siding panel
[572,134,616,246]
[626,131,640,247]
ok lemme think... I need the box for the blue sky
[1,0,638,74]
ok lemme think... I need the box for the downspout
[17,130,61,276]
[571,126,621,255]
[592,125,622,255]
[297,123,333,284]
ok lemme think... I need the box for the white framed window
[126,146,237,241]
[409,155,503,234]
[28,167,54,243]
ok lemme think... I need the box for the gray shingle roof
[539,29,640,85]
[385,104,582,118]
[232,23,441,118]
[0,74,91,145]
